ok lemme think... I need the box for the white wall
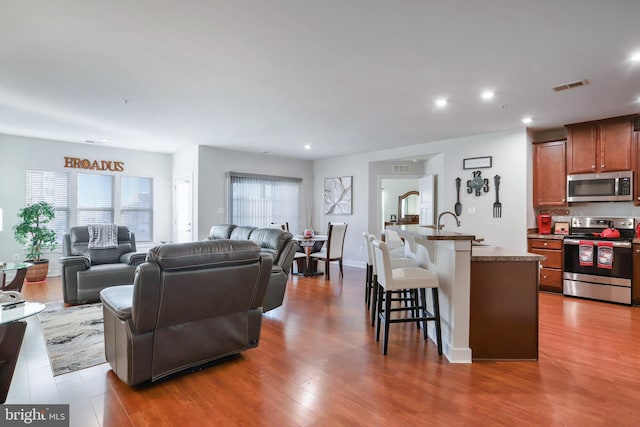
[314,128,530,268]
[182,146,314,239]
[0,133,172,272]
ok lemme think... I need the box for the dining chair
[371,239,442,356]
[310,223,348,280]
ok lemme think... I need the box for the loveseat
[208,225,296,312]
[100,240,272,386]
[59,226,146,304]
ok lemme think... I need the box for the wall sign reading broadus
[64,156,124,172]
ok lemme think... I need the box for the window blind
[77,173,114,224]
[228,172,300,233]
[25,170,69,244]
[120,176,153,241]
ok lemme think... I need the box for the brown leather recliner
[99,240,272,386]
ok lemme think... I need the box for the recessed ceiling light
[304,144,311,150]
[629,52,640,61]
[435,98,448,108]
[481,91,495,100]
[521,116,533,124]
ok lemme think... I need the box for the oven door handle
[564,238,631,248]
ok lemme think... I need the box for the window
[77,173,114,224]
[120,176,153,241]
[25,170,155,243]
[228,172,301,233]
[25,170,69,244]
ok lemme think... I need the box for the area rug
[38,303,106,376]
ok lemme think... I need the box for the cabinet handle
[562,198,565,202]
[543,275,548,279]
[636,249,640,254]
[592,165,596,169]
[543,242,548,246]
[601,164,604,168]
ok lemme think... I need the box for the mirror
[398,191,419,220]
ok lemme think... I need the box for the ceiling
[1,1,639,160]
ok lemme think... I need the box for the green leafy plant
[13,201,58,261]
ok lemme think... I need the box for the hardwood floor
[9,268,640,426]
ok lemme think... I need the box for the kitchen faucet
[437,211,461,230]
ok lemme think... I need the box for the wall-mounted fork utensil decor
[493,175,502,218]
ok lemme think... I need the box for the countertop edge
[388,225,475,241]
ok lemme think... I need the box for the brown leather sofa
[100,240,272,386]
[208,225,296,312]
[59,226,146,304]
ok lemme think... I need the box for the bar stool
[362,232,374,307]
[372,239,443,356]
[366,234,416,325]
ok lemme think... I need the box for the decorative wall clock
[466,170,489,196]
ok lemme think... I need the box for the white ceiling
[1,1,639,160]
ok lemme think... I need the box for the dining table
[292,235,328,276]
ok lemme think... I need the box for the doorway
[174,176,193,242]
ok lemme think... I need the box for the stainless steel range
[563,217,634,305]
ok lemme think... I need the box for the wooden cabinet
[566,116,633,174]
[470,260,538,360]
[528,238,563,293]
[533,140,567,207]
[633,244,640,305]
[634,132,640,205]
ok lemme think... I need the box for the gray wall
[173,145,314,240]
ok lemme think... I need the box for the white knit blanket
[88,224,118,249]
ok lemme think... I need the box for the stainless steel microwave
[566,171,633,202]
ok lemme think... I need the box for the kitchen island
[389,225,544,363]
[389,225,476,363]
[470,246,544,360]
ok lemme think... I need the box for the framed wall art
[324,176,352,214]
[463,156,492,170]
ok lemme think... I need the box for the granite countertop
[388,224,475,241]
[527,233,566,240]
[471,245,546,262]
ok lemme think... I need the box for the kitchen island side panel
[470,260,539,360]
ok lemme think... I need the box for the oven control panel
[570,217,634,230]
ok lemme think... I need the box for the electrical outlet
[12,254,19,261]
[217,207,225,214]
[468,207,476,214]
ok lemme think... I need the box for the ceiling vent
[393,165,410,174]
[551,79,588,92]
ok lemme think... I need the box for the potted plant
[13,201,58,282]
